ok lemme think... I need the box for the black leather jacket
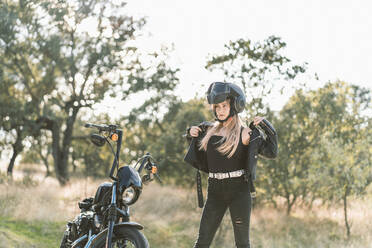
[184,119,278,181]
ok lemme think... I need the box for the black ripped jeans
[194,176,251,248]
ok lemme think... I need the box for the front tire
[90,226,149,248]
[59,229,69,248]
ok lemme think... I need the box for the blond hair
[199,112,245,158]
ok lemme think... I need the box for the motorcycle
[59,123,161,248]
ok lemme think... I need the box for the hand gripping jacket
[184,119,278,207]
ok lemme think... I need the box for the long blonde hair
[199,112,245,158]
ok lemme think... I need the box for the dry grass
[1,170,371,248]
[0,176,100,222]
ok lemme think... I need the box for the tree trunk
[38,107,79,186]
[44,161,51,177]
[270,199,278,209]
[286,194,297,215]
[286,200,292,216]
[7,148,19,176]
[343,187,351,239]
[51,107,79,185]
[50,120,65,185]
[7,128,24,176]
[38,148,51,177]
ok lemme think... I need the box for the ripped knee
[235,218,243,225]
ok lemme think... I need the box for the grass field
[0,171,371,248]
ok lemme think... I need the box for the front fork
[105,182,131,248]
[106,182,117,248]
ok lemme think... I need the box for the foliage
[150,98,213,186]
[257,90,317,213]
[117,98,213,186]
[258,81,372,237]
[69,113,114,177]
[0,0,179,184]
[307,83,372,237]
[206,36,307,115]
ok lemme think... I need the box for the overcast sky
[105,0,372,113]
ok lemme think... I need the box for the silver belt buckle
[233,170,243,177]
[210,170,244,179]
[230,170,243,178]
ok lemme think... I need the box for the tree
[259,81,372,221]
[205,35,308,212]
[307,82,372,238]
[151,98,213,186]
[116,97,213,186]
[20,132,53,177]
[69,112,114,177]
[257,92,320,214]
[0,77,41,176]
[206,36,307,116]
[0,0,179,185]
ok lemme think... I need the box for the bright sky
[111,0,372,113]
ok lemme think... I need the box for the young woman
[184,82,278,248]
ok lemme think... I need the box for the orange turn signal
[151,166,158,174]
[111,133,118,141]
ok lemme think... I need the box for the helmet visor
[207,82,230,104]
[210,93,228,104]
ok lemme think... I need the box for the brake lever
[141,160,156,185]
[150,162,163,185]
[145,160,163,185]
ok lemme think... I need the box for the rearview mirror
[90,133,106,147]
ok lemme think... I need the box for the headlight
[122,186,140,205]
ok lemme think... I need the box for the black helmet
[206,82,246,113]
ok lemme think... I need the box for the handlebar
[85,123,119,132]
[84,122,162,184]
[85,123,122,180]
[138,153,151,174]
[136,153,162,185]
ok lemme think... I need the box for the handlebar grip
[85,123,107,129]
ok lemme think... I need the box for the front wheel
[90,226,149,248]
[59,229,70,248]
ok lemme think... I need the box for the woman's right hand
[189,126,202,137]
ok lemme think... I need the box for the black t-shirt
[206,127,247,173]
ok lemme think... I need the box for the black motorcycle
[60,123,161,248]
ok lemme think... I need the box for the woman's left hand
[253,116,264,126]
